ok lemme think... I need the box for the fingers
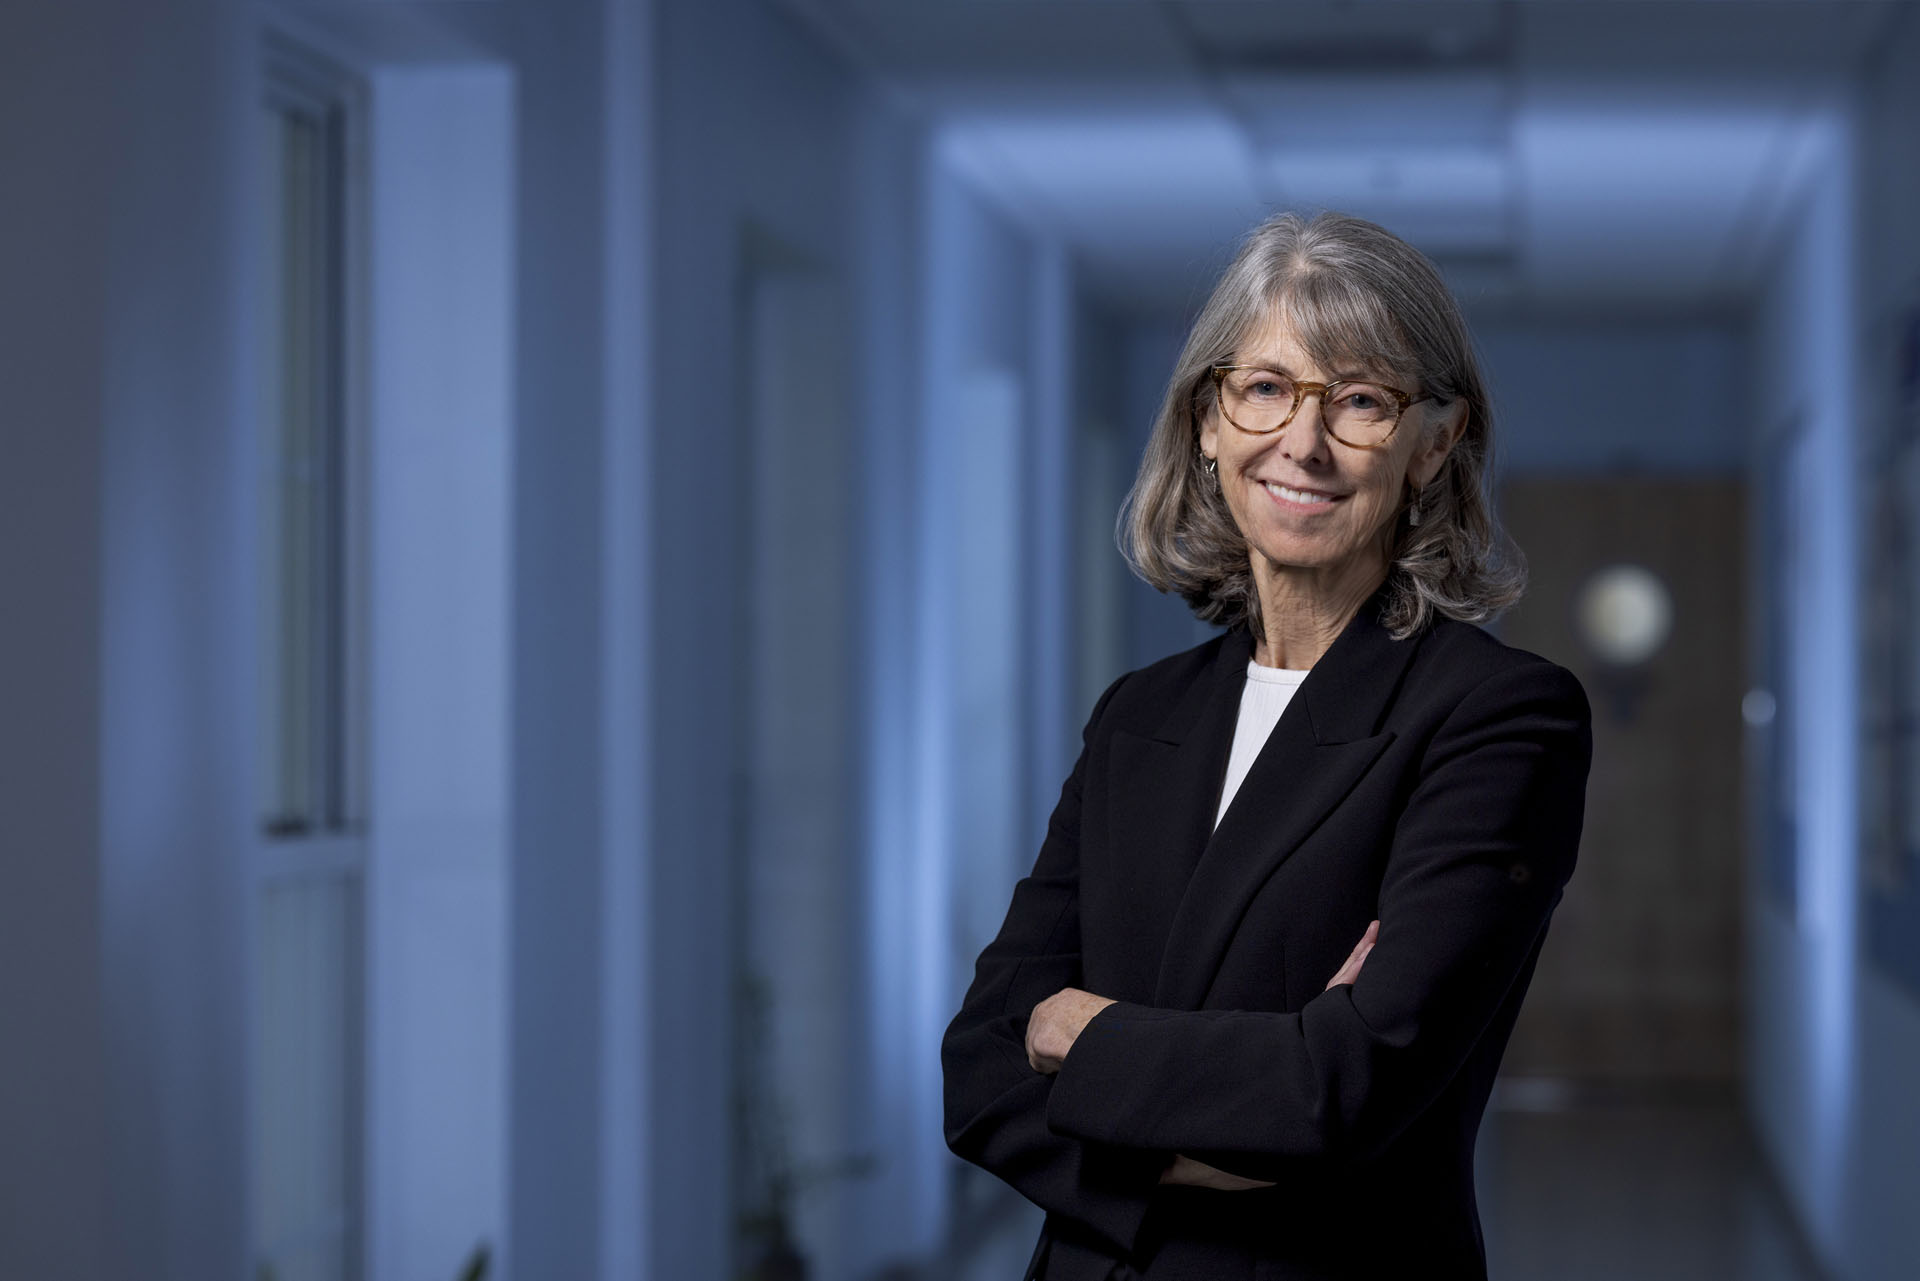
[1324,919,1380,990]
[1024,988,1076,1074]
[1024,995,1046,1071]
[1160,1153,1278,1190]
[1024,1006,1055,1073]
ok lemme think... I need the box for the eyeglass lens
[1221,369,1399,446]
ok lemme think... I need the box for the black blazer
[941,592,1592,1281]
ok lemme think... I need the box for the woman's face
[1198,316,1464,591]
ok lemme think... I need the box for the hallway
[5,2,1920,1279]
[1478,1085,1824,1281]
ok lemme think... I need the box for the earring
[1202,454,1217,479]
[1406,485,1424,527]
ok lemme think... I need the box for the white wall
[363,63,514,1281]
[1741,107,1872,1279]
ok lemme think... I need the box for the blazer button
[1508,861,1532,885]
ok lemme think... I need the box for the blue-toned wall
[0,1,1078,1275]
[893,152,1088,1270]
[493,2,615,1276]
[1476,321,1747,477]
[363,64,515,1281]
[1738,53,1920,1271]
[644,0,940,1274]
[2,4,631,1279]
[849,91,938,1281]
[1837,8,1920,1276]
[646,0,848,1261]
[1,2,119,1272]
[1068,297,1131,715]
[1095,315,1220,675]
[0,2,257,1278]
[1744,110,1860,1274]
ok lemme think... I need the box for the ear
[1406,399,1466,489]
[1198,404,1220,463]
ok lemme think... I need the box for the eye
[1333,385,1387,412]
[1237,371,1292,403]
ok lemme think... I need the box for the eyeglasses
[1208,365,1437,450]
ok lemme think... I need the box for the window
[261,38,364,839]
[254,32,367,1281]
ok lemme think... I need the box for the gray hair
[1119,210,1524,640]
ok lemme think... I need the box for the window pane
[262,96,350,838]
[255,875,359,1281]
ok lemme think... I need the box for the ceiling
[774,0,1910,318]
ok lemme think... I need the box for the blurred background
[4,1,1919,1279]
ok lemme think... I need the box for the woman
[940,211,1592,1281]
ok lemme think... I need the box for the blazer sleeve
[1044,657,1591,1180]
[940,673,1169,1258]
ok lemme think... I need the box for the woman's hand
[1158,1153,1277,1190]
[1025,987,1116,1073]
[1324,919,1379,989]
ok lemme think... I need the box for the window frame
[252,29,371,1281]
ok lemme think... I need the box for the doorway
[1497,476,1747,1084]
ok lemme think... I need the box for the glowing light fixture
[1575,563,1673,666]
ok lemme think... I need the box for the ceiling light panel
[1220,69,1511,149]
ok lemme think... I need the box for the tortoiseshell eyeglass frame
[1207,365,1438,451]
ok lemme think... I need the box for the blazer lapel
[1151,592,1423,1009]
[1100,631,1249,998]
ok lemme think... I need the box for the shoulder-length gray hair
[1119,210,1524,640]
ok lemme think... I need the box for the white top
[1214,660,1310,829]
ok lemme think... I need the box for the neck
[1248,549,1387,670]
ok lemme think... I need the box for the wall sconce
[1573,563,1673,722]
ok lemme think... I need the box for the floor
[945,1079,1828,1281]
[1476,1079,1826,1281]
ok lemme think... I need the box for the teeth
[1264,482,1333,505]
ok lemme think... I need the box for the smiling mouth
[1261,481,1343,506]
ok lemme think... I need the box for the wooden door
[1495,478,1747,1084]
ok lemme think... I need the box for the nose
[1279,389,1333,464]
